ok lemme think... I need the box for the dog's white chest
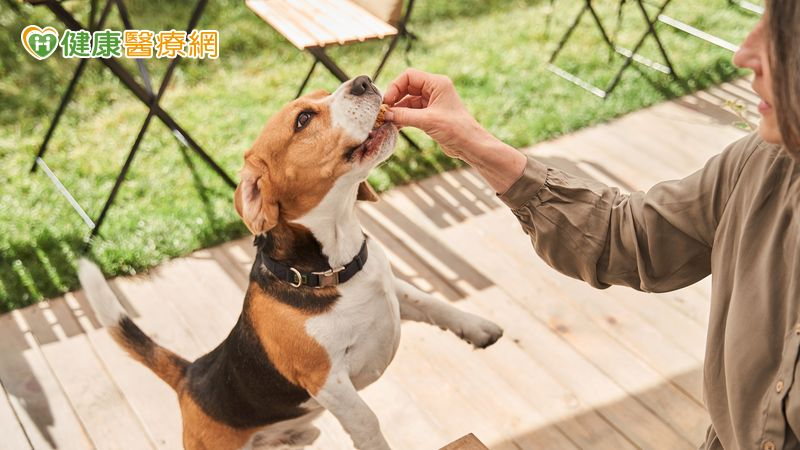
[305,241,401,390]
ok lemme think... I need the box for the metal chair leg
[89,112,154,240]
[372,33,401,82]
[30,0,115,173]
[548,1,589,64]
[548,0,676,99]
[603,0,674,95]
[296,58,319,98]
[30,59,89,172]
[307,47,349,82]
[34,0,234,244]
[114,0,153,94]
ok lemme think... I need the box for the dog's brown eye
[295,111,314,131]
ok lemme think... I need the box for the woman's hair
[768,0,800,153]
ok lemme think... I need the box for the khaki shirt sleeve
[499,135,759,292]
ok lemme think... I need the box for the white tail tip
[77,257,126,327]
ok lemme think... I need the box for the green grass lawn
[0,0,758,312]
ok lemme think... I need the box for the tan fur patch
[235,89,362,234]
[180,393,258,450]
[248,282,332,395]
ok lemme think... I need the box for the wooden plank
[419,172,494,220]
[444,299,639,450]
[279,0,338,47]
[303,0,374,44]
[359,209,464,301]
[374,223,636,449]
[0,376,32,450]
[180,249,247,312]
[546,127,687,187]
[246,0,317,49]
[423,166,709,367]
[464,286,695,449]
[208,242,250,291]
[399,324,574,448]
[248,0,398,50]
[359,199,493,295]
[638,104,746,162]
[447,211,708,442]
[289,0,353,45]
[384,322,576,450]
[441,433,489,450]
[0,311,92,449]
[76,273,212,449]
[360,371,450,449]
[65,290,184,450]
[144,260,239,351]
[619,113,722,173]
[20,300,154,449]
[471,210,706,403]
[374,189,702,448]
[322,0,396,38]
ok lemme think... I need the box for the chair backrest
[350,0,404,26]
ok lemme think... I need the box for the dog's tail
[79,258,189,391]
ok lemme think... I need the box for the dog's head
[235,76,397,235]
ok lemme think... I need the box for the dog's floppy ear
[357,181,379,202]
[234,167,279,234]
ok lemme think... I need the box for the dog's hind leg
[394,278,503,349]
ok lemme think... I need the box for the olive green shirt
[499,133,800,450]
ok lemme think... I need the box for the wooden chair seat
[246,0,398,49]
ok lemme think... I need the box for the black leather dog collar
[260,238,368,288]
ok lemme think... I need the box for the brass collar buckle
[312,266,345,288]
[289,267,303,288]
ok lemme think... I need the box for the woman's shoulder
[718,132,787,184]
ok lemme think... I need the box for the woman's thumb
[385,107,426,129]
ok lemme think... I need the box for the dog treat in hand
[373,104,388,129]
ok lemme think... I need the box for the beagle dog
[89,76,503,450]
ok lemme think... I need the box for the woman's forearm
[459,132,531,195]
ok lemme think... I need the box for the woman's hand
[382,68,529,194]
[383,68,492,159]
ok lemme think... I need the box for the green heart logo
[21,25,59,60]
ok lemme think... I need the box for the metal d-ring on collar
[261,238,369,289]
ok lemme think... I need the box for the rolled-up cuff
[498,154,547,210]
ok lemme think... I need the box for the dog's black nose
[349,75,374,96]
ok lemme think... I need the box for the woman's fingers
[394,95,428,109]
[384,106,429,129]
[382,71,410,106]
[383,68,436,106]
[386,95,430,126]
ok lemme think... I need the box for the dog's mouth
[344,121,395,164]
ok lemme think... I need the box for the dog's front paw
[454,314,503,349]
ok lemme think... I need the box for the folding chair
[246,0,422,150]
[547,0,678,99]
[27,0,235,248]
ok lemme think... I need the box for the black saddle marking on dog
[184,222,345,429]
[184,302,312,429]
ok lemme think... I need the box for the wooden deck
[0,79,759,450]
